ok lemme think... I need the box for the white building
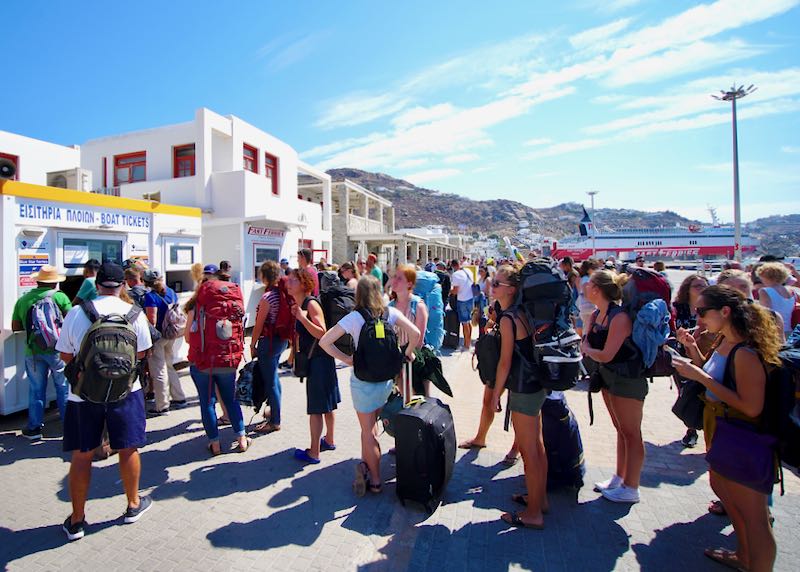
[80,108,332,323]
[0,130,84,187]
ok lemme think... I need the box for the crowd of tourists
[11,247,800,571]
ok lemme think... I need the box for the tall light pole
[712,84,756,262]
[587,191,598,257]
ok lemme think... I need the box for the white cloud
[300,133,384,159]
[402,168,462,185]
[570,18,632,50]
[393,158,429,170]
[315,93,411,130]
[256,32,327,71]
[523,137,552,146]
[391,104,458,130]
[443,153,480,164]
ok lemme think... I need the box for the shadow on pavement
[207,458,430,551]
[639,440,707,488]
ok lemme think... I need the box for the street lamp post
[587,191,598,257]
[712,84,756,262]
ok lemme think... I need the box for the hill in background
[326,168,799,255]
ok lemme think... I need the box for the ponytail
[590,269,628,302]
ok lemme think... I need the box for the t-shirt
[143,287,178,332]
[370,266,384,292]
[261,287,281,325]
[12,287,73,356]
[302,265,320,296]
[56,295,153,402]
[75,277,98,302]
[450,268,475,302]
[336,307,402,349]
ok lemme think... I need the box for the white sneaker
[601,484,640,504]
[593,474,623,492]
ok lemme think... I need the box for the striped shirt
[262,288,281,325]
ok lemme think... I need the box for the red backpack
[623,268,674,330]
[262,276,295,343]
[189,280,245,371]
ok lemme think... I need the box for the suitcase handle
[402,359,424,408]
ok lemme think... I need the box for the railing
[90,186,121,197]
[347,214,387,234]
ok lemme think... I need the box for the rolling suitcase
[443,308,460,349]
[541,393,585,498]
[394,362,456,513]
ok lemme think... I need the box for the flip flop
[353,462,368,497]
[708,499,727,516]
[294,448,321,464]
[511,494,550,514]
[458,440,486,450]
[501,454,519,467]
[255,422,280,434]
[231,437,252,454]
[217,417,231,426]
[703,548,746,571]
[501,511,544,530]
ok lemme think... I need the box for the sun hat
[32,265,65,283]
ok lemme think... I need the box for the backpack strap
[357,307,373,324]
[125,305,142,324]
[80,300,101,323]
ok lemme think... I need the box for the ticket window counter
[58,233,127,300]
[164,240,200,295]
[253,244,280,281]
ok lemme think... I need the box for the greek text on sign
[247,227,285,238]
[16,201,151,231]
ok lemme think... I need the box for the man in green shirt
[367,253,384,292]
[11,265,73,439]
[73,259,101,305]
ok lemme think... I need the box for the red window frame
[113,151,146,186]
[102,157,107,187]
[243,143,258,173]
[264,152,279,195]
[173,144,196,178]
[298,239,313,250]
[0,152,19,180]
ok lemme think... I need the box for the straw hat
[32,265,66,283]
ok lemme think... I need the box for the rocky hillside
[326,168,799,256]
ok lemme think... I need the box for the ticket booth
[0,180,202,415]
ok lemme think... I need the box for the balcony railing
[90,186,121,197]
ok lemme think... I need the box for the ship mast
[707,205,720,228]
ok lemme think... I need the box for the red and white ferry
[546,223,758,261]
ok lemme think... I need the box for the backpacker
[161,300,187,340]
[262,277,296,344]
[319,282,355,355]
[70,301,142,403]
[353,308,403,382]
[516,260,582,391]
[27,290,63,351]
[189,280,245,371]
[413,270,444,351]
[318,270,341,293]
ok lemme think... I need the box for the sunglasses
[491,280,512,288]
[695,306,719,317]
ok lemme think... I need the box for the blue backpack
[414,271,444,351]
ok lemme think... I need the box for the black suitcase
[443,308,460,349]
[541,394,585,497]
[394,363,456,513]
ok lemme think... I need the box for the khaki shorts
[509,389,547,417]
[600,366,648,401]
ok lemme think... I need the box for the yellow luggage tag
[375,321,386,339]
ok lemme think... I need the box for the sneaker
[681,428,699,448]
[170,400,188,410]
[593,474,623,493]
[279,361,291,369]
[21,426,43,440]
[123,495,153,524]
[62,515,86,541]
[146,408,170,418]
[601,484,640,504]
[145,392,155,402]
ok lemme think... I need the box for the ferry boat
[545,208,758,260]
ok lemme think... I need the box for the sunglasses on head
[491,280,512,288]
[696,306,719,317]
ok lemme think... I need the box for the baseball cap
[142,269,161,283]
[97,262,125,287]
[436,261,446,269]
[203,264,219,275]
[280,258,289,265]
[424,262,434,272]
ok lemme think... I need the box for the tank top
[762,287,795,333]
[389,294,421,348]
[296,296,325,359]
[586,304,638,364]
[577,275,595,313]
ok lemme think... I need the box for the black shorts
[62,390,147,452]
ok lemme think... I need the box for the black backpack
[353,308,403,382]
[69,301,142,403]
[473,320,502,388]
[517,260,574,338]
[320,283,356,355]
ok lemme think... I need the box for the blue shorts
[456,299,474,323]
[62,390,147,453]
[350,374,393,414]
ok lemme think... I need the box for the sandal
[458,440,486,450]
[501,511,544,530]
[703,548,746,571]
[368,480,383,494]
[255,422,280,434]
[353,462,368,497]
[502,454,519,467]
[231,437,252,454]
[511,494,550,514]
[708,499,727,516]
[217,416,231,427]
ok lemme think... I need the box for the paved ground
[1,344,799,571]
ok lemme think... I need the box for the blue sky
[2,0,799,222]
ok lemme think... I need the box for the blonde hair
[716,269,753,296]
[589,269,629,302]
[756,262,790,285]
[355,274,385,319]
[190,262,204,285]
